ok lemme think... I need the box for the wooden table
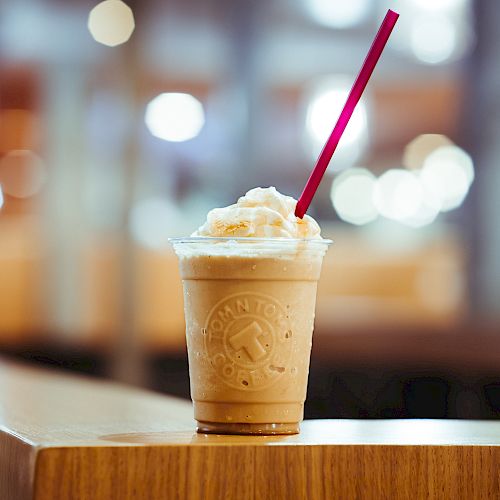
[1,360,499,499]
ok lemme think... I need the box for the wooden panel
[21,444,498,500]
[2,361,500,499]
[255,446,499,500]
[33,445,499,500]
[0,431,35,500]
[34,446,255,500]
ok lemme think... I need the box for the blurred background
[1,0,500,419]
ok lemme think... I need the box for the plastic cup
[171,237,331,435]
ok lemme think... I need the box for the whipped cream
[192,187,322,239]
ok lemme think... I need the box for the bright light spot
[403,134,454,170]
[0,185,3,210]
[410,15,457,64]
[411,0,465,12]
[307,87,366,149]
[373,169,424,222]
[400,184,441,227]
[88,0,135,47]
[330,168,378,225]
[305,0,371,28]
[420,145,474,211]
[305,77,368,169]
[130,197,181,250]
[145,93,205,142]
[0,150,47,198]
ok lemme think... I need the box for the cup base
[196,421,300,435]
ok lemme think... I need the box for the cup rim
[169,236,333,245]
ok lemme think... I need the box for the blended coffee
[171,187,330,434]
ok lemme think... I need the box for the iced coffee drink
[171,187,330,434]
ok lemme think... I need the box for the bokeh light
[410,15,457,64]
[373,169,424,222]
[400,182,441,227]
[145,93,205,142]
[330,168,378,225]
[420,145,474,211]
[0,185,3,211]
[305,0,371,29]
[304,77,369,170]
[410,0,465,11]
[88,0,135,47]
[0,150,47,198]
[403,134,454,170]
[130,197,181,250]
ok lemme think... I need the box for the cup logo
[204,292,292,390]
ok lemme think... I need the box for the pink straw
[295,9,399,219]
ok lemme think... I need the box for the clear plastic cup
[171,237,331,435]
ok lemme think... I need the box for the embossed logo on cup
[205,292,292,390]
